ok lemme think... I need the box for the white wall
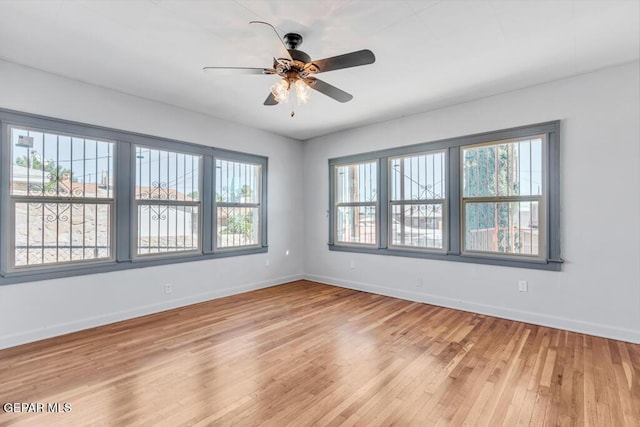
[303,61,640,343]
[0,60,305,349]
[2,60,638,349]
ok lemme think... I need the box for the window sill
[328,243,563,271]
[0,246,268,286]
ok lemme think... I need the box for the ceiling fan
[203,21,375,115]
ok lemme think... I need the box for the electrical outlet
[416,277,424,288]
[518,280,528,292]
[265,259,270,267]
[164,283,172,294]
[349,260,355,270]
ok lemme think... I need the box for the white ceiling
[0,0,638,140]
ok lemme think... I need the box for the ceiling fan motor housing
[273,47,318,77]
[288,49,311,63]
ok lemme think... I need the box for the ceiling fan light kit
[203,21,375,117]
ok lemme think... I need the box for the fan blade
[203,67,276,75]
[264,92,278,106]
[303,77,353,103]
[310,49,375,73]
[249,21,292,61]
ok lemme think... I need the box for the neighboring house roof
[12,164,51,184]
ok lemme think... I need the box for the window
[215,159,262,249]
[389,151,446,250]
[135,147,201,256]
[9,126,114,269]
[0,108,268,285]
[334,161,377,245]
[328,121,561,270]
[462,137,544,258]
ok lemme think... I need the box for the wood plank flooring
[1,280,639,426]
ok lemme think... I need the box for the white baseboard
[4,273,638,349]
[304,274,640,345]
[0,274,304,350]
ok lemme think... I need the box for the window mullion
[399,157,405,246]
[448,146,461,255]
[217,202,261,208]
[547,129,561,262]
[116,141,132,262]
[328,163,336,246]
[378,157,387,249]
[391,199,446,205]
[461,195,542,203]
[261,160,268,248]
[0,122,8,275]
[335,201,376,207]
[202,155,213,254]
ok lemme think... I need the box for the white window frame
[214,157,264,251]
[133,145,203,258]
[460,136,546,261]
[328,121,562,271]
[0,108,268,285]
[6,124,116,272]
[332,160,379,247]
[388,150,447,253]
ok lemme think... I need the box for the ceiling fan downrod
[283,33,303,50]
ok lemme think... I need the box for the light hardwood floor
[1,280,639,426]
